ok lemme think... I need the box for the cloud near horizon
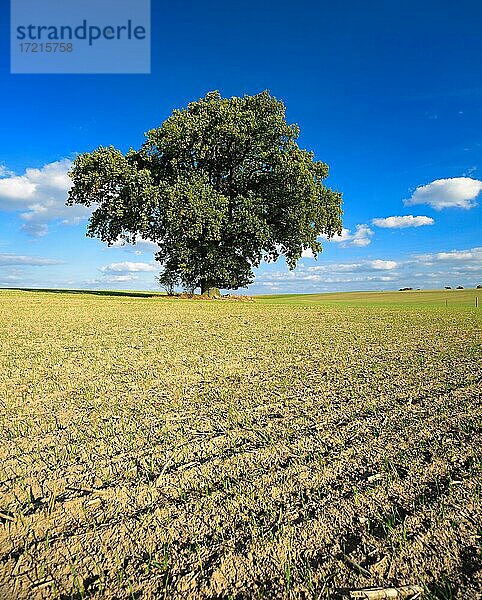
[404,177,482,210]
[103,274,139,282]
[100,261,158,274]
[0,253,63,266]
[252,246,482,293]
[414,246,482,265]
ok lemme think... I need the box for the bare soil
[0,290,480,599]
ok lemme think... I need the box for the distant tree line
[399,285,481,291]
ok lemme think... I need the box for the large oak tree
[68,91,343,295]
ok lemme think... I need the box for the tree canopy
[67,91,343,294]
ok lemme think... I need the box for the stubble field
[0,289,481,599]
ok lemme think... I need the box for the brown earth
[0,290,480,599]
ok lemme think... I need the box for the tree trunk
[200,280,221,297]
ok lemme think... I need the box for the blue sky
[1,0,481,293]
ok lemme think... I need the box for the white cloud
[254,268,398,287]
[372,215,434,228]
[415,247,482,265]
[404,177,482,210]
[0,159,92,233]
[344,224,374,247]
[369,259,398,270]
[83,273,140,287]
[0,177,36,200]
[21,223,49,237]
[110,235,160,253]
[0,165,14,178]
[0,253,63,266]
[320,227,350,243]
[100,261,158,274]
[306,259,398,273]
[103,274,138,282]
[320,224,374,247]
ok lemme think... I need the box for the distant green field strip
[256,289,482,307]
